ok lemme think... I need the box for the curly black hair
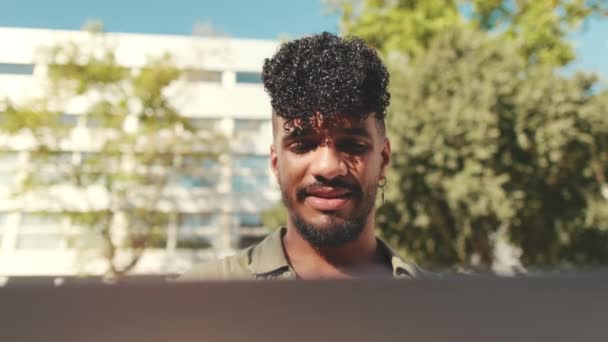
[262,32,390,129]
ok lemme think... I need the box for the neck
[283,215,389,279]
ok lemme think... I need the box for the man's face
[270,114,390,248]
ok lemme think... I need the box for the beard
[280,177,377,249]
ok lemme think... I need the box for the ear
[270,143,279,179]
[380,137,391,179]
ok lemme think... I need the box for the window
[30,152,74,183]
[232,155,270,193]
[20,213,60,226]
[237,213,261,227]
[85,115,102,128]
[0,63,34,75]
[0,152,18,186]
[236,72,262,84]
[236,213,267,248]
[179,213,217,232]
[0,152,18,170]
[182,155,219,170]
[234,119,269,139]
[16,213,64,249]
[172,174,217,189]
[81,152,120,164]
[0,171,14,187]
[232,155,269,172]
[59,114,79,127]
[177,155,220,189]
[234,119,266,133]
[233,119,271,153]
[177,213,217,249]
[68,231,105,249]
[54,152,74,164]
[78,152,121,176]
[85,114,123,129]
[185,69,222,83]
[137,152,174,168]
[16,234,65,249]
[232,174,269,193]
[0,213,6,246]
[31,151,73,165]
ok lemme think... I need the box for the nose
[309,144,348,180]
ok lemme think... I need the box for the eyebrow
[283,127,315,140]
[282,125,371,141]
[337,126,372,139]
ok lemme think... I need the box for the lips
[305,187,352,211]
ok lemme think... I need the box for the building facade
[0,27,282,276]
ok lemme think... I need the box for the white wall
[0,27,281,276]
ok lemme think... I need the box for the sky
[1,0,340,39]
[567,16,608,81]
[1,0,606,79]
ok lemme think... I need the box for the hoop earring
[378,177,386,204]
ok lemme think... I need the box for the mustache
[296,178,362,201]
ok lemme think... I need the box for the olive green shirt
[179,227,427,280]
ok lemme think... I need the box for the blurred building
[0,27,281,276]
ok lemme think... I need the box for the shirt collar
[248,227,292,277]
[375,238,419,279]
[249,227,419,279]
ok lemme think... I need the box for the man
[180,32,425,280]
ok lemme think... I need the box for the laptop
[1,272,607,342]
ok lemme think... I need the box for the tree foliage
[332,0,608,270]
[334,0,607,66]
[0,30,225,276]
[381,28,608,270]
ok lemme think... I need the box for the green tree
[334,0,461,58]
[332,0,607,66]
[0,29,225,277]
[379,27,608,270]
[328,0,608,271]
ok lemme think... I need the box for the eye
[337,140,370,155]
[288,140,318,154]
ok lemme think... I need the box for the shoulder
[176,228,289,281]
[177,247,255,281]
[377,238,438,279]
